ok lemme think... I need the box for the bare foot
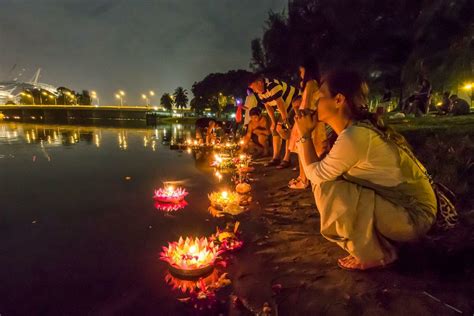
[338,254,397,271]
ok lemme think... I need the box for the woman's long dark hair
[300,57,321,91]
[323,69,409,148]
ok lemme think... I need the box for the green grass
[388,115,474,211]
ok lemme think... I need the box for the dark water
[0,122,227,315]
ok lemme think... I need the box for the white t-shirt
[304,126,404,187]
[243,94,258,126]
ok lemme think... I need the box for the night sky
[0,0,286,104]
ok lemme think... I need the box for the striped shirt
[257,78,298,114]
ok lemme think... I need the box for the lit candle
[221,191,228,200]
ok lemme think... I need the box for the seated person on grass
[241,107,271,157]
[450,95,470,116]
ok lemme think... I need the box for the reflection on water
[0,121,225,314]
[0,122,193,151]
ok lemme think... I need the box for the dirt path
[231,160,474,315]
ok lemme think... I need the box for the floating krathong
[153,185,188,204]
[211,222,243,252]
[235,154,254,175]
[160,237,220,278]
[235,182,252,194]
[208,190,244,217]
[155,200,188,212]
[208,190,239,209]
[211,154,235,169]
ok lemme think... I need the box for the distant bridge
[0,104,168,123]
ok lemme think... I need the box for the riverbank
[230,159,474,315]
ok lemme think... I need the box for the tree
[173,87,188,109]
[160,93,174,111]
[77,90,92,105]
[191,69,252,117]
[251,0,474,103]
[250,38,266,71]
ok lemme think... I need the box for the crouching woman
[295,69,437,271]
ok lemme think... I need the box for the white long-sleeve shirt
[304,126,404,187]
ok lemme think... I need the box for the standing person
[248,74,298,168]
[288,59,331,189]
[295,69,437,270]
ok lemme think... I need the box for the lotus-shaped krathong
[160,237,221,278]
[153,186,188,204]
[208,190,239,209]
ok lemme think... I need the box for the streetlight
[116,90,125,108]
[142,94,149,107]
[115,94,123,107]
[462,82,473,108]
[91,91,100,106]
[148,90,155,107]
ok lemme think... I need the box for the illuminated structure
[0,69,58,104]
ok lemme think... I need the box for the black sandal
[264,158,280,167]
[276,160,290,169]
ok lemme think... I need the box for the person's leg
[288,155,309,189]
[272,135,281,159]
[314,180,398,266]
[282,139,291,162]
[298,156,307,183]
[257,134,270,156]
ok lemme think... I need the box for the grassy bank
[390,115,474,210]
[158,117,198,125]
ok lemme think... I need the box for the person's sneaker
[264,158,280,167]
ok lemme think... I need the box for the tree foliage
[191,70,252,115]
[252,0,474,98]
[160,93,174,111]
[173,87,188,109]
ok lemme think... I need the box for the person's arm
[301,81,318,110]
[295,113,360,185]
[275,97,288,122]
[303,132,360,185]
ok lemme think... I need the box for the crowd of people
[196,67,451,271]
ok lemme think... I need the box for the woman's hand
[295,109,317,137]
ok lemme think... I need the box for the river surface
[0,122,231,315]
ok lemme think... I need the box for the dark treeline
[192,0,474,109]
[191,70,251,115]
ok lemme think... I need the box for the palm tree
[173,87,188,109]
[160,93,174,111]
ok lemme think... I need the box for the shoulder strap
[353,121,432,182]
